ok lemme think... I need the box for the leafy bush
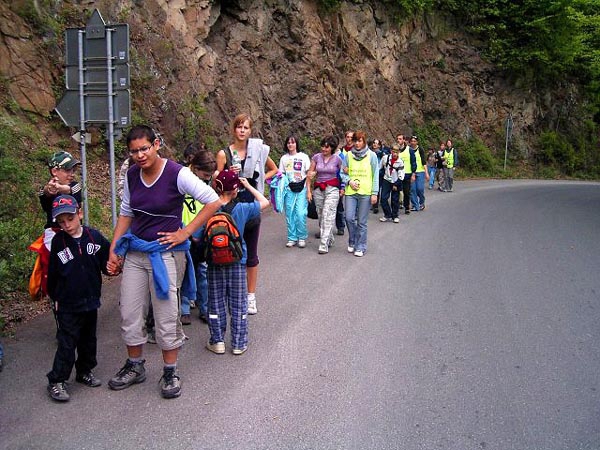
[454,137,498,177]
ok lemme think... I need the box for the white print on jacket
[57,243,100,265]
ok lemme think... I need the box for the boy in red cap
[206,170,269,355]
[46,195,112,402]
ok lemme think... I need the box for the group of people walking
[36,114,458,402]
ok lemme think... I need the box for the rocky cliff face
[0,0,557,153]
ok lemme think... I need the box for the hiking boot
[181,314,191,325]
[48,382,70,402]
[160,367,181,399]
[206,340,225,354]
[108,359,146,390]
[76,371,102,387]
[248,297,257,315]
[298,240,306,248]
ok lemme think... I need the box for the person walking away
[408,136,429,211]
[397,134,415,215]
[341,131,379,257]
[379,144,405,223]
[46,195,112,402]
[215,114,278,315]
[278,135,311,248]
[205,171,270,355]
[307,135,343,254]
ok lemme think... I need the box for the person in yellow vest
[340,131,379,257]
[443,139,458,192]
[408,135,430,211]
[396,133,416,214]
[181,144,216,325]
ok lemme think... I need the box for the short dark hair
[126,125,157,146]
[190,149,216,173]
[283,135,301,153]
[320,135,338,149]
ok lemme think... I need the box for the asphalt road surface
[1,180,599,450]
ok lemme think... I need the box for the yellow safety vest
[445,148,455,168]
[346,151,373,196]
[399,146,412,174]
[414,147,425,173]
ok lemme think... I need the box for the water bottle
[231,150,242,172]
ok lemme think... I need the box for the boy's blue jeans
[428,167,436,188]
[181,262,207,317]
[410,172,426,209]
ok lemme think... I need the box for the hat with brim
[52,194,79,220]
[49,151,81,170]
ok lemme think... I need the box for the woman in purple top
[307,135,343,254]
[106,125,222,399]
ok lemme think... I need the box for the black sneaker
[336,229,345,236]
[108,359,146,390]
[76,371,102,387]
[48,382,70,402]
[160,367,181,399]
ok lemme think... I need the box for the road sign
[65,24,129,66]
[55,90,131,128]
[71,131,92,143]
[65,64,130,90]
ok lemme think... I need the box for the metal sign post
[504,112,514,171]
[55,9,130,227]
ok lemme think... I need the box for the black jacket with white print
[47,226,111,313]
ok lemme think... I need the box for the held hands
[307,171,316,180]
[107,253,123,276]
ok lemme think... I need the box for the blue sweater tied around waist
[114,233,196,301]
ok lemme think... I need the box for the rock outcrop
[0,0,565,152]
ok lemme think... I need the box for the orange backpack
[202,209,243,266]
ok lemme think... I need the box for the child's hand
[239,177,250,188]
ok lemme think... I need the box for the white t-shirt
[278,152,311,182]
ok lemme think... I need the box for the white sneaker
[298,240,306,248]
[232,346,248,355]
[347,246,355,253]
[318,244,328,254]
[354,250,364,257]
[379,217,390,222]
[393,217,400,223]
[248,298,257,315]
[286,241,296,247]
[206,341,225,354]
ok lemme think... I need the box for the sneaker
[318,244,328,254]
[314,232,321,239]
[347,246,354,253]
[232,346,248,355]
[147,330,156,344]
[379,217,390,222]
[420,205,426,211]
[206,340,225,354]
[181,314,191,325]
[248,297,257,315]
[108,359,146,390]
[286,240,296,248]
[327,236,335,247]
[48,382,70,402]
[428,185,433,190]
[76,371,102,387]
[336,229,345,236]
[410,207,418,212]
[160,367,181,399]
[199,313,208,324]
[393,217,400,223]
[372,207,379,214]
[298,240,306,248]
[354,250,364,257]
[405,209,411,215]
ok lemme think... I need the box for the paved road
[1,180,599,450]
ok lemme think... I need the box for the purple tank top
[128,159,184,241]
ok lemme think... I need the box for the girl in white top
[278,135,311,248]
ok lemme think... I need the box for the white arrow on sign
[71,132,92,143]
